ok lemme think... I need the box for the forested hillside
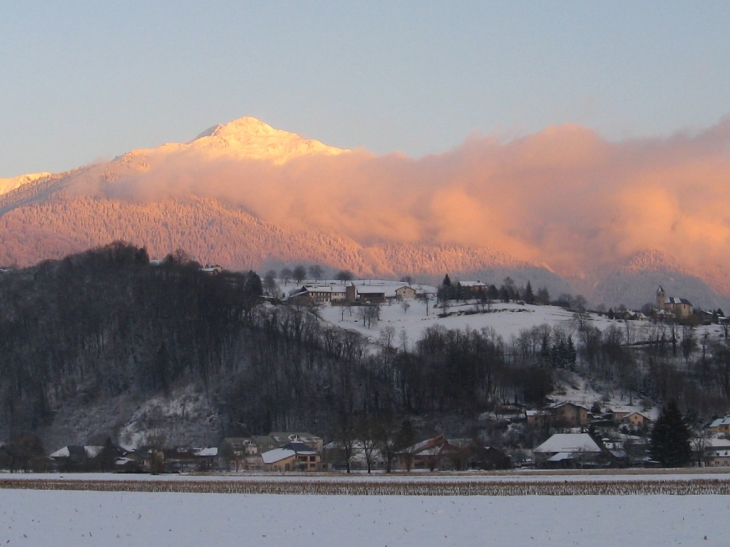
[0,242,543,446]
[2,242,730,451]
[0,193,568,290]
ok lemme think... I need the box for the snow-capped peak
[194,117,277,140]
[0,172,52,197]
[186,116,348,164]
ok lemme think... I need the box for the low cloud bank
[100,117,730,279]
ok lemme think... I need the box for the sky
[2,1,729,177]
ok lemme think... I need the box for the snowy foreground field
[2,474,730,546]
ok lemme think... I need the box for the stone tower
[656,286,666,310]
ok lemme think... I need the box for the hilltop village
[2,246,730,474]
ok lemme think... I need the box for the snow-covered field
[317,294,727,349]
[319,297,586,346]
[4,470,730,483]
[1,487,728,546]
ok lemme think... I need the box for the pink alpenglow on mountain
[2,116,730,307]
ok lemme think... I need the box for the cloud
[92,116,730,280]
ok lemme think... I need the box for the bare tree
[379,326,396,350]
[691,426,709,467]
[264,269,278,296]
[280,267,293,286]
[335,270,354,283]
[359,304,380,329]
[292,264,307,285]
[399,328,409,353]
[336,412,358,474]
[358,416,379,474]
[308,264,324,282]
[372,412,400,473]
[417,292,431,316]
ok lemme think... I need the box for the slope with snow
[187,116,348,163]
[0,172,51,196]
[1,116,728,308]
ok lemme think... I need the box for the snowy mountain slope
[0,116,564,291]
[0,172,52,196]
[1,116,728,308]
[187,116,348,163]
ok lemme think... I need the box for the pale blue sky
[1,1,729,176]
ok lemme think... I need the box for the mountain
[0,172,52,196]
[581,250,730,310]
[0,117,564,289]
[0,116,725,308]
[187,116,348,163]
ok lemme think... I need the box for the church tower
[656,286,666,310]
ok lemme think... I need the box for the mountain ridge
[1,116,728,309]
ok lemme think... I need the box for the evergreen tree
[536,287,550,305]
[649,401,692,467]
[244,270,263,296]
[524,281,535,304]
[499,285,510,303]
[439,274,453,303]
[487,284,499,301]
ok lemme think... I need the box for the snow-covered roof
[49,445,104,459]
[707,437,730,448]
[194,447,218,457]
[261,448,295,464]
[534,434,602,454]
[261,441,317,464]
[404,438,435,454]
[269,432,321,444]
[610,407,634,414]
[49,446,70,458]
[547,452,574,462]
[526,410,549,417]
[401,436,447,455]
[458,281,485,287]
[283,442,317,454]
[710,417,730,428]
[323,440,366,450]
[302,285,346,294]
[549,402,589,411]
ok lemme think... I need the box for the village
[5,273,729,476]
[37,403,730,474]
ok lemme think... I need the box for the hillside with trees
[2,243,730,456]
